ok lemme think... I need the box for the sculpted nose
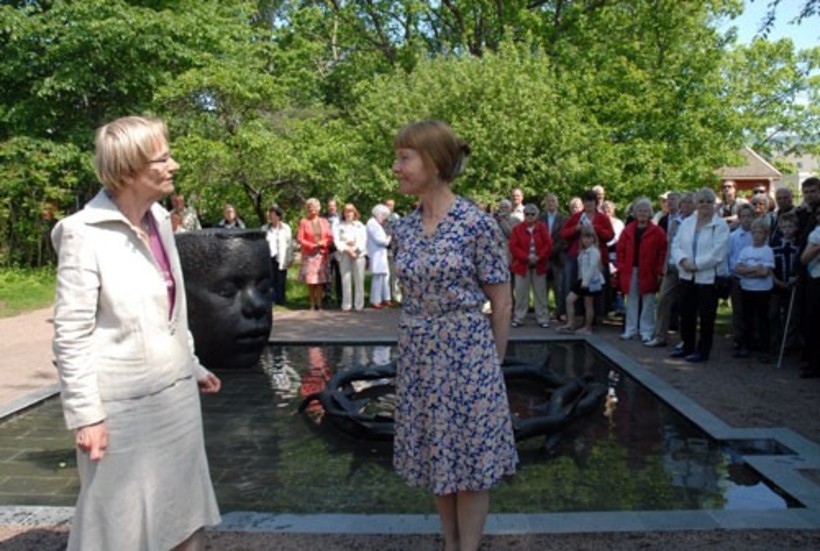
[241,285,271,318]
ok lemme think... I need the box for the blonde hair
[305,197,321,211]
[95,116,169,192]
[394,120,470,183]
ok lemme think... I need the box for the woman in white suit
[670,187,730,363]
[367,204,393,308]
[51,116,221,550]
[333,203,368,311]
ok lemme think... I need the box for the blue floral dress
[393,197,518,495]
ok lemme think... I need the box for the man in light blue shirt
[727,203,754,348]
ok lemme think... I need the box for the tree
[754,0,819,36]
[721,39,819,158]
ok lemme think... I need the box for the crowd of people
[489,177,820,379]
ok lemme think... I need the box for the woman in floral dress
[391,120,517,551]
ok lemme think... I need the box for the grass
[276,263,375,312]
[0,267,56,318]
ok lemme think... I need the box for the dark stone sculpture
[176,229,273,370]
[299,354,607,442]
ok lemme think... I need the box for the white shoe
[644,338,667,348]
[619,333,636,340]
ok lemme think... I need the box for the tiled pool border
[3,334,820,534]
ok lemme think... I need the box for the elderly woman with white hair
[670,187,730,363]
[615,197,667,342]
[367,203,393,308]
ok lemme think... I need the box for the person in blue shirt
[727,203,754,349]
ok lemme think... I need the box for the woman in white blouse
[366,204,393,308]
[333,203,368,311]
[262,205,294,306]
[670,187,730,363]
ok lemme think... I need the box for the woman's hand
[198,371,222,394]
[680,258,696,273]
[75,421,108,461]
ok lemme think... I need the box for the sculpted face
[176,230,273,370]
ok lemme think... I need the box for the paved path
[0,308,58,417]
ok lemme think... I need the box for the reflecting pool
[0,341,800,514]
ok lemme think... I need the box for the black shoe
[685,352,706,363]
[670,349,690,358]
[800,370,820,379]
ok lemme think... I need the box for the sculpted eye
[216,282,238,298]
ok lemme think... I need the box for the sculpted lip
[235,327,270,345]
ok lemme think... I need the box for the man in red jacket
[510,204,553,328]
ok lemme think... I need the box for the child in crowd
[559,226,604,335]
[769,212,801,354]
[733,219,775,360]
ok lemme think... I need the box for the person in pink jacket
[297,197,333,310]
[509,204,553,327]
[616,198,668,342]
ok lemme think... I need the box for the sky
[717,0,819,51]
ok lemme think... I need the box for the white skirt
[68,376,220,550]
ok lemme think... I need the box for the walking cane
[776,285,797,370]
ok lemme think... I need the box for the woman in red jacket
[615,197,667,342]
[559,190,615,321]
[509,204,553,327]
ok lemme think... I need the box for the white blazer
[262,222,294,270]
[333,220,367,260]
[51,190,208,429]
[671,213,730,284]
[366,217,391,274]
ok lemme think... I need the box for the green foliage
[0,266,55,317]
[352,42,605,208]
[0,136,91,266]
[722,39,820,158]
[1,0,817,268]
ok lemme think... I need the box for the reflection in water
[604,370,620,427]
[0,341,796,514]
[252,342,795,513]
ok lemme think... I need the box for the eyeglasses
[524,213,537,217]
[149,155,172,165]
[754,189,766,194]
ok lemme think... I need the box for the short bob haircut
[750,218,770,235]
[581,190,597,203]
[95,116,169,193]
[393,120,470,183]
[632,197,654,218]
[342,203,360,220]
[695,187,717,204]
[267,205,284,218]
[305,197,321,212]
[372,204,390,219]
